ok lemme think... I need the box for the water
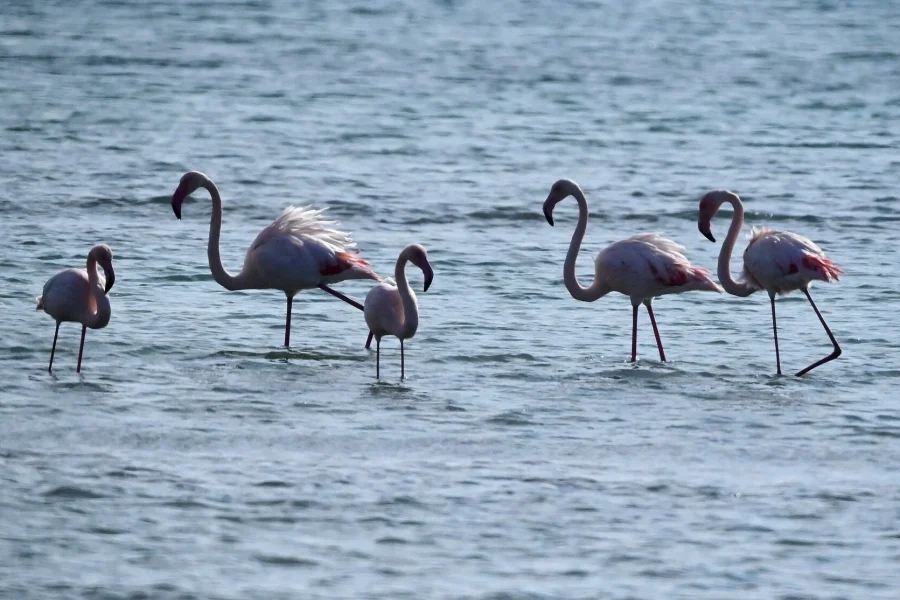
[2,1,899,597]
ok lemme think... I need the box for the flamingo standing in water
[170,171,379,347]
[543,179,721,362]
[364,244,433,379]
[698,190,842,376]
[36,243,115,373]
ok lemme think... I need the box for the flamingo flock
[35,173,842,379]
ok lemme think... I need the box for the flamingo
[698,190,842,376]
[543,179,722,362]
[36,243,115,373]
[364,244,433,379]
[170,171,379,347]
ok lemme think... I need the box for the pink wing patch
[802,254,843,281]
[320,251,379,279]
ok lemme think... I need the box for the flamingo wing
[243,206,379,290]
[597,234,721,297]
[364,278,405,338]
[743,228,842,291]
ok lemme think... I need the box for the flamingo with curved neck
[170,171,379,348]
[364,244,434,379]
[36,243,115,373]
[544,179,721,363]
[698,190,842,376]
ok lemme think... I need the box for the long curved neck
[86,257,111,328]
[563,190,608,302]
[203,180,245,291]
[395,253,419,339]
[717,196,756,297]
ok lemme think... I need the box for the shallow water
[2,1,900,598]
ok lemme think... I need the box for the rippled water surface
[2,1,900,598]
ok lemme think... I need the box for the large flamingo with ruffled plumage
[170,171,379,347]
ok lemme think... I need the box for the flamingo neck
[85,256,111,328]
[717,195,757,297]
[203,180,246,291]
[394,251,419,339]
[563,190,608,302]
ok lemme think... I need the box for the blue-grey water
[2,1,899,598]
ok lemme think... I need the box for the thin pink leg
[401,339,405,380]
[376,338,380,379]
[631,304,638,362]
[795,288,842,376]
[770,293,782,375]
[284,296,293,347]
[645,302,667,362]
[366,330,374,349]
[48,321,60,373]
[76,325,86,373]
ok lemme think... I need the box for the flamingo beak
[699,220,715,243]
[171,186,186,220]
[423,265,434,292]
[103,263,115,293]
[543,193,557,226]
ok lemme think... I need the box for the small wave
[43,485,105,500]
[254,554,318,567]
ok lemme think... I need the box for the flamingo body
[170,171,379,347]
[594,233,721,303]
[37,244,115,373]
[364,244,433,379]
[543,179,720,363]
[698,190,842,376]
[741,228,842,295]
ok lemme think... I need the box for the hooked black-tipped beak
[699,221,715,243]
[543,194,556,226]
[171,187,185,220]
[103,266,115,293]
[423,267,434,292]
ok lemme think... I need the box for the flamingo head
[89,243,115,293]
[405,244,434,292]
[698,190,738,243]
[542,179,583,226]
[171,171,210,220]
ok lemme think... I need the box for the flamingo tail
[802,255,843,282]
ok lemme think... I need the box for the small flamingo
[543,179,721,362]
[698,190,842,376]
[36,244,115,373]
[170,171,379,347]
[364,244,433,379]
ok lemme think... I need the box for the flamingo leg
[376,338,380,379]
[366,330,374,349]
[631,304,638,362]
[645,302,666,362]
[48,321,61,373]
[76,325,86,373]
[770,293,782,376]
[318,284,364,310]
[401,339,405,380]
[284,296,293,348]
[795,288,842,377]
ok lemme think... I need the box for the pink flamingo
[698,190,842,376]
[171,171,379,347]
[36,244,115,373]
[364,244,433,379]
[543,179,721,362]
